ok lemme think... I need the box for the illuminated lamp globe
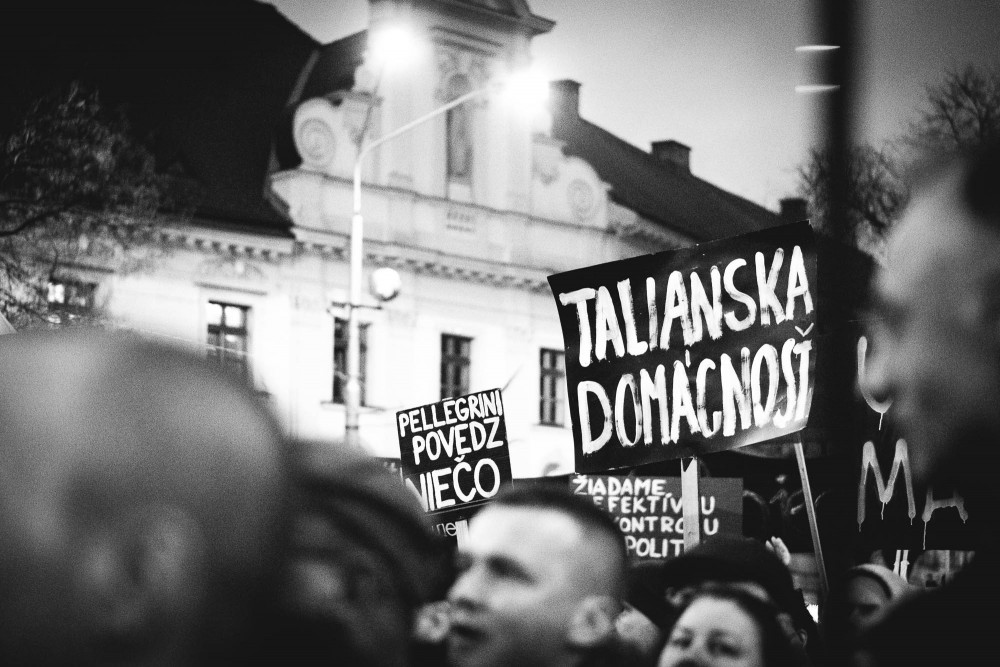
[370,267,402,302]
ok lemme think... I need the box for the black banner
[572,475,743,561]
[396,389,513,538]
[548,222,818,472]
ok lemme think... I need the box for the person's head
[839,565,909,639]
[274,440,450,667]
[658,585,799,667]
[658,537,810,653]
[0,329,288,666]
[862,141,1000,497]
[446,484,627,667]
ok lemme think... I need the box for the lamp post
[342,56,548,448]
[343,86,499,449]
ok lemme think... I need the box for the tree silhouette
[797,143,907,253]
[798,65,1000,254]
[909,65,1000,155]
[0,82,194,327]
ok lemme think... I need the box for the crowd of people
[1,142,997,666]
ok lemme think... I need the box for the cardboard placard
[548,222,817,472]
[397,388,512,540]
[572,474,743,560]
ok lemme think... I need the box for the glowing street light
[343,56,549,450]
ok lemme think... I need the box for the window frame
[539,348,566,426]
[206,301,251,383]
[332,318,369,406]
[46,278,97,321]
[440,334,472,399]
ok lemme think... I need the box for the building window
[333,319,368,405]
[539,349,566,426]
[47,279,96,322]
[441,334,472,399]
[206,301,250,382]
[445,74,474,183]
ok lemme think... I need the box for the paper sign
[572,474,743,560]
[548,222,817,472]
[397,389,513,539]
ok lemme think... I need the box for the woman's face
[657,598,765,667]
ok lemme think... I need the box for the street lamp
[343,59,549,450]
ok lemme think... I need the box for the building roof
[549,80,781,243]
[4,2,778,243]
[2,0,318,237]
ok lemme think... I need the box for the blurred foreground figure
[820,564,909,661]
[0,330,288,666]
[446,485,627,667]
[274,440,450,667]
[857,142,1000,665]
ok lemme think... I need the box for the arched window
[445,74,473,183]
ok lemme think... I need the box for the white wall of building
[95,0,690,478]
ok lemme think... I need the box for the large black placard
[548,222,817,472]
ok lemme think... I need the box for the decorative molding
[368,250,549,293]
[293,98,341,171]
[290,290,325,312]
[533,151,560,185]
[435,42,492,105]
[567,178,597,222]
[196,256,268,282]
[160,223,295,259]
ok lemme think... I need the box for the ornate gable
[433,0,554,36]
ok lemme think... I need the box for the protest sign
[572,474,743,560]
[548,222,817,473]
[397,388,512,541]
[854,337,980,551]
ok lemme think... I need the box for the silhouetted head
[274,439,449,667]
[862,141,1000,504]
[0,329,288,666]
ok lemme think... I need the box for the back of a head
[490,484,628,597]
[660,536,799,615]
[273,439,450,667]
[0,329,288,665]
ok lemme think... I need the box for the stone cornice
[291,225,552,293]
[366,243,551,293]
[159,221,296,260]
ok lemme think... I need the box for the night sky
[269,0,1000,210]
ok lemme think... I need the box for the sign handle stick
[681,457,701,550]
[794,437,828,599]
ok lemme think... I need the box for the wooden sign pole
[681,457,701,550]
[794,437,829,599]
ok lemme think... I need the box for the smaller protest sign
[397,388,513,542]
[572,474,743,560]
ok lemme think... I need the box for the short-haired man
[856,142,1000,665]
[446,485,627,667]
[0,330,288,666]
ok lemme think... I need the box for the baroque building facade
[50,0,785,476]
